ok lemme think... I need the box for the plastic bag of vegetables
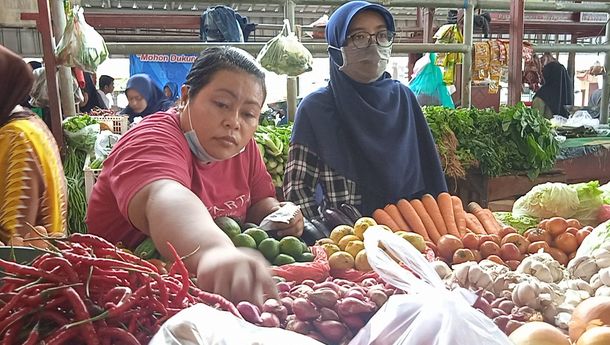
[349,226,511,345]
[55,5,108,72]
[63,115,100,153]
[257,19,313,77]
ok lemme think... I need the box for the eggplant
[339,204,363,223]
[322,208,355,229]
[301,218,327,245]
[310,218,331,237]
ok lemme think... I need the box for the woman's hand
[196,246,278,307]
[269,202,304,238]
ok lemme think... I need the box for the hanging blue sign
[129,54,197,93]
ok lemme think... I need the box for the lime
[279,236,304,258]
[243,228,269,246]
[273,254,296,266]
[242,222,259,231]
[298,252,315,262]
[301,241,310,253]
[215,216,241,239]
[232,234,257,249]
[258,238,280,261]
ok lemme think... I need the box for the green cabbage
[512,182,579,218]
[571,181,605,226]
[601,182,610,204]
[493,212,540,235]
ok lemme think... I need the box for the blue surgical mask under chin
[183,102,245,164]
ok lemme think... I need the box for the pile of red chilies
[0,233,240,344]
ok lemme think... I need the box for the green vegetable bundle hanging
[55,5,109,73]
[257,20,314,77]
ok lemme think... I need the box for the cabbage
[601,182,610,204]
[571,181,605,226]
[512,182,579,218]
[493,212,540,234]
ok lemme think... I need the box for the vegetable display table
[554,137,610,185]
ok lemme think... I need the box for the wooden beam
[508,0,524,106]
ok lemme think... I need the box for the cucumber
[134,237,159,260]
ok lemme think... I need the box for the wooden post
[508,0,524,106]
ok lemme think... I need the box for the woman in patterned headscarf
[0,44,67,240]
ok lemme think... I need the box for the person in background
[0,45,67,240]
[98,75,115,109]
[163,81,180,102]
[532,61,573,118]
[122,74,174,123]
[80,72,107,113]
[283,1,447,220]
[86,47,303,305]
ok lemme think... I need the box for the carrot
[465,213,486,234]
[451,196,468,236]
[436,193,460,237]
[372,209,400,232]
[383,204,410,231]
[467,202,501,235]
[421,194,447,236]
[396,199,430,241]
[409,199,441,244]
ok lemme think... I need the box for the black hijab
[534,61,573,117]
[80,72,107,113]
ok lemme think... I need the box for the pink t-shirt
[86,110,275,248]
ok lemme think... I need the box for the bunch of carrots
[372,192,502,245]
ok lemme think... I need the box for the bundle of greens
[424,103,558,179]
[257,20,313,77]
[63,114,100,153]
[255,124,292,187]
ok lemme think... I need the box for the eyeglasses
[348,30,395,49]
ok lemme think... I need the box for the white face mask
[330,44,392,83]
[182,100,245,164]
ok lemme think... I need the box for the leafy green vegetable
[493,212,540,235]
[255,124,293,187]
[601,182,610,204]
[63,114,98,132]
[512,182,580,219]
[63,114,100,153]
[257,20,313,77]
[572,181,605,226]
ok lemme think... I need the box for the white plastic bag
[257,19,313,77]
[149,304,323,345]
[94,130,121,160]
[349,226,511,345]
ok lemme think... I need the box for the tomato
[498,226,517,238]
[566,227,579,236]
[485,255,505,266]
[500,243,522,261]
[453,249,476,264]
[547,217,568,237]
[576,229,592,245]
[480,234,501,246]
[524,228,552,244]
[554,232,578,254]
[437,234,463,261]
[566,218,582,229]
[501,233,530,255]
[538,219,549,230]
[528,241,551,254]
[505,260,521,271]
[546,247,568,266]
[479,241,501,258]
[472,249,483,262]
[461,233,479,250]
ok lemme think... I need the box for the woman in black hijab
[80,72,107,113]
[532,61,573,118]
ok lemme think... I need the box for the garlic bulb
[517,252,565,283]
[431,260,452,280]
[567,256,599,282]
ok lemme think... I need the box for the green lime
[243,228,269,246]
[232,234,257,249]
[301,241,310,254]
[242,222,259,231]
[298,252,315,262]
[273,254,296,266]
[215,216,241,239]
[258,238,280,261]
[279,236,304,258]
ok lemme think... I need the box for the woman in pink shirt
[86,47,303,306]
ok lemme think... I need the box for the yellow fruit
[345,240,365,258]
[328,251,355,270]
[330,225,354,244]
[354,217,377,240]
[337,235,360,251]
[321,243,341,257]
[355,250,372,272]
[315,238,335,246]
[398,232,427,253]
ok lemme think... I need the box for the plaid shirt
[283,144,361,219]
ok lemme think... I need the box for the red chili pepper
[165,242,191,307]
[38,256,79,283]
[189,286,241,318]
[0,283,54,321]
[107,285,147,318]
[22,322,39,345]
[97,326,140,344]
[42,327,81,345]
[93,267,131,281]
[101,286,132,309]
[0,307,29,336]
[68,233,114,249]
[38,310,69,326]
[0,259,67,284]
[1,319,22,345]
[61,287,100,345]
[95,247,159,273]
[151,273,169,307]
[61,251,155,273]
[41,296,67,310]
